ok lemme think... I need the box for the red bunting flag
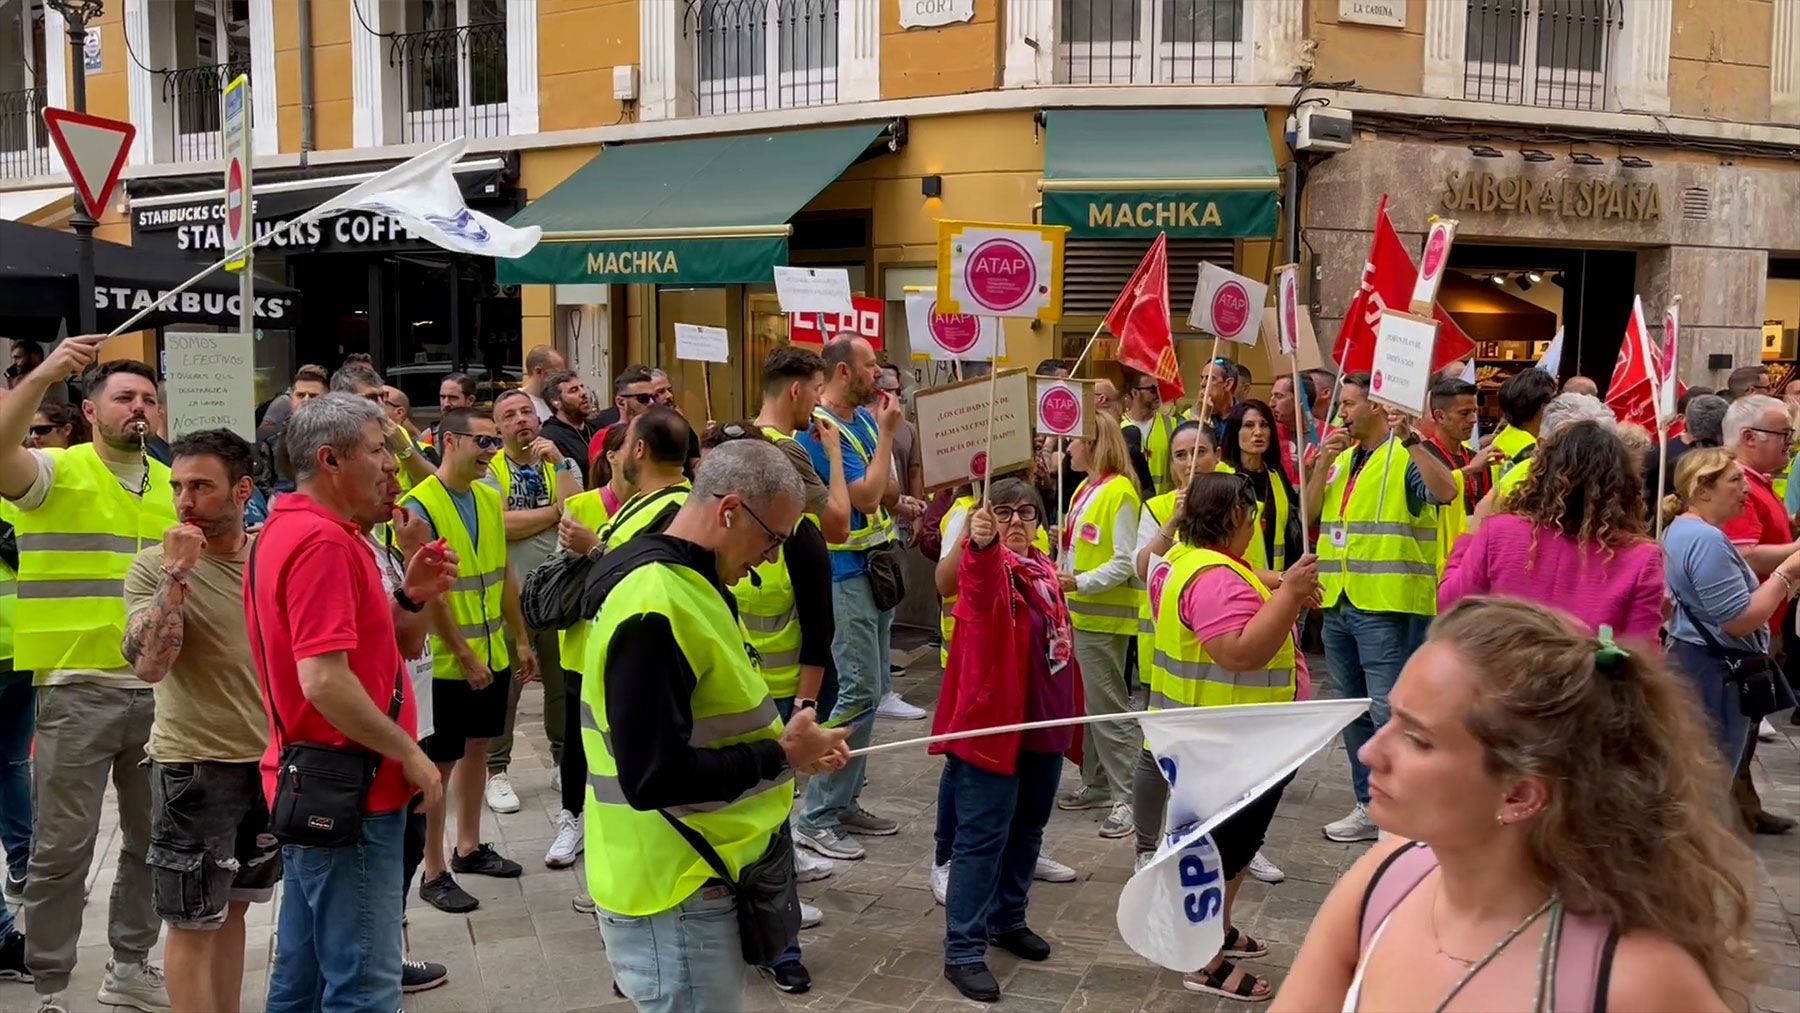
[1106,233,1183,401]
[1606,295,1664,431]
[1332,195,1476,373]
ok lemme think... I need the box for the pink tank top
[1355,843,1618,1012]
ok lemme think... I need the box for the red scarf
[1010,545,1074,672]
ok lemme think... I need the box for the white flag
[1117,700,1367,970]
[1188,262,1267,346]
[1461,358,1480,451]
[1536,327,1565,377]
[308,137,541,259]
[905,290,1000,360]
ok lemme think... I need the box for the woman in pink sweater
[1440,420,1664,639]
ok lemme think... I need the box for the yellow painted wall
[1670,0,1774,122]
[80,8,132,124]
[539,0,638,132]
[275,0,355,152]
[515,144,604,348]
[880,0,1001,99]
[1310,2,1425,95]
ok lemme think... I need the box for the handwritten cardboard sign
[914,367,1033,493]
[162,331,255,440]
[773,266,854,315]
[674,323,730,363]
[1369,310,1439,415]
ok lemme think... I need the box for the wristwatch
[1401,434,1421,449]
[392,587,426,613]
[794,699,817,714]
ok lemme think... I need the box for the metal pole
[57,2,100,334]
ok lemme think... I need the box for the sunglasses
[621,392,657,405]
[447,430,504,451]
[28,424,61,436]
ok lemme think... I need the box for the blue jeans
[798,576,891,833]
[598,884,748,1011]
[267,809,406,1013]
[942,751,1060,966]
[1323,602,1429,804]
[0,672,32,884]
[1669,639,1754,774]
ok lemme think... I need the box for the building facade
[1,0,1796,416]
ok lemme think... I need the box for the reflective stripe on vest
[601,484,691,551]
[730,514,813,701]
[1065,474,1142,635]
[400,477,511,680]
[1124,412,1177,495]
[1150,547,1296,707]
[1315,439,1439,617]
[556,489,616,662]
[1136,490,1181,674]
[581,559,792,916]
[13,445,176,673]
[813,407,894,552]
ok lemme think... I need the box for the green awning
[1041,109,1280,239]
[498,123,891,286]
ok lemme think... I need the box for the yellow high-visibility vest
[1136,489,1182,674]
[601,484,691,551]
[1489,425,1536,489]
[556,487,617,663]
[1150,547,1296,707]
[1214,462,1291,572]
[400,477,511,679]
[1123,411,1178,495]
[813,407,894,552]
[1315,439,1438,617]
[1065,473,1142,636]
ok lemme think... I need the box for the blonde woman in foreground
[1273,597,1756,1013]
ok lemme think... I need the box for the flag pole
[105,212,318,337]
[1068,319,1109,376]
[1196,333,1222,431]
[981,333,1000,504]
[701,363,714,424]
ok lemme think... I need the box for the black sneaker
[419,872,479,913]
[0,930,31,982]
[401,958,447,993]
[944,961,1000,1003]
[451,843,522,878]
[761,961,812,994]
[990,926,1051,962]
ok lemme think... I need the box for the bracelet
[160,566,190,591]
[1776,571,1796,598]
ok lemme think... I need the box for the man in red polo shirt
[247,392,455,1011]
[1720,394,1800,835]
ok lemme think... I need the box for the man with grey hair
[1650,392,1727,501]
[249,392,456,1009]
[1474,392,1617,522]
[580,439,851,1008]
[327,361,434,488]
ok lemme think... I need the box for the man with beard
[400,408,536,913]
[120,429,272,1012]
[0,339,174,1012]
[481,390,579,816]
[588,368,659,467]
[539,370,596,469]
[573,407,694,554]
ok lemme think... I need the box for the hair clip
[1594,625,1630,669]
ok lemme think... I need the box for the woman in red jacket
[932,478,1081,1003]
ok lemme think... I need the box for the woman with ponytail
[1276,597,1757,1012]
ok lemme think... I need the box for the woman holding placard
[1054,423,1143,839]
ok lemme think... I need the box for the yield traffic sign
[42,107,135,221]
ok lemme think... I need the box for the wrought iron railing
[160,60,250,162]
[1058,0,1244,85]
[685,0,839,116]
[389,20,509,144]
[1464,0,1621,110]
[0,87,50,179]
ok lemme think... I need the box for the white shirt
[1059,478,1139,595]
[364,532,435,741]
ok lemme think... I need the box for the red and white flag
[1606,296,1664,431]
[1658,300,1681,425]
[1332,195,1475,373]
[1107,233,1182,401]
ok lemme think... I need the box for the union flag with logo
[1107,233,1183,401]
[1605,295,1666,431]
[1332,195,1475,373]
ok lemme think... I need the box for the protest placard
[936,221,1068,324]
[1369,310,1439,415]
[673,323,730,363]
[1033,376,1094,438]
[162,332,255,440]
[773,265,853,315]
[914,368,1033,493]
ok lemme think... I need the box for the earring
[1496,813,1508,826]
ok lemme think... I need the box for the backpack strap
[1357,842,1436,954]
[1554,910,1620,1013]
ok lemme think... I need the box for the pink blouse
[1439,514,1665,641]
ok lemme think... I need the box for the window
[160,0,250,160]
[1464,0,1620,110]
[390,0,509,143]
[0,0,48,178]
[689,0,839,115]
[1059,0,1245,85]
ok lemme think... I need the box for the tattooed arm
[122,525,205,685]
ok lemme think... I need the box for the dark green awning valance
[1041,109,1280,240]
[498,123,890,285]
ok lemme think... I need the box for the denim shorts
[148,760,281,929]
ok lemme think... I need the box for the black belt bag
[660,812,799,966]
[865,540,907,613]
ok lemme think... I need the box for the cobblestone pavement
[3,638,1797,1012]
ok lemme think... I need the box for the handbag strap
[1668,582,1756,659]
[658,810,738,894]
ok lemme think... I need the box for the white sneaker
[544,809,583,869]
[97,960,170,1013]
[1759,718,1779,743]
[551,769,561,793]
[794,847,835,883]
[1133,852,1154,874]
[799,902,823,929]
[1246,851,1285,884]
[484,772,521,814]
[930,862,949,906]
[1323,803,1379,843]
[876,692,927,720]
[572,892,595,915]
[1033,854,1077,883]
[1098,802,1134,839]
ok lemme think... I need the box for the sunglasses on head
[720,423,751,439]
[447,431,504,451]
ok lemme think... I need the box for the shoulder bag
[658,812,800,965]
[1669,586,1783,719]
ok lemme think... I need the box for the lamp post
[48,0,106,335]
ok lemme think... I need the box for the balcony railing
[160,60,251,162]
[390,20,509,144]
[685,0,839,116]
[1464,0,1621,111]
[1058,0,1245,85]
[0,87,50,180]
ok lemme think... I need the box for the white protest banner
[905,290,1000,360]
[936,220,1068,324]
[1033,376,1094,438]
[161,332,256,440]
[1274,263,1301,355]
[673,323,730,363]
[773,266,854,316]
[1118,700,1367,970]
[1408,218,1458,314]
[1369,310,1439,415]
[914,367,1033,492]
[1188,261,1267,345]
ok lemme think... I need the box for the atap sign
[937,220,1068,324]
[904,290,998,360]
[221,74,252,272]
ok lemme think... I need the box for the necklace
[1428,883,1560,1013]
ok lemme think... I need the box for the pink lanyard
[1063,474,1113,553]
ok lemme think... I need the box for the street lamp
[47,0,106,334]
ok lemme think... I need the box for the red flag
[1606,296,1663,431]
[1332,195,1476,373]
[1106,233,1182,401]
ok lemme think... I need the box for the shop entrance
[1444,244,1637,427]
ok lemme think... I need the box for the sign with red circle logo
[1147,559,1173,620]
[1037,383,1082,436]
[1371,370,1385,392]
[1211,281,1251,339]
[1280,273,1299,351]
[930,300,982,355]
[225,159,245,243]
[1420,227,1449,281]
[963,238,1038,313]
[969,451,989,479]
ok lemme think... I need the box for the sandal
[1221,926,1269,959]
[1181,959,1273,1003]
